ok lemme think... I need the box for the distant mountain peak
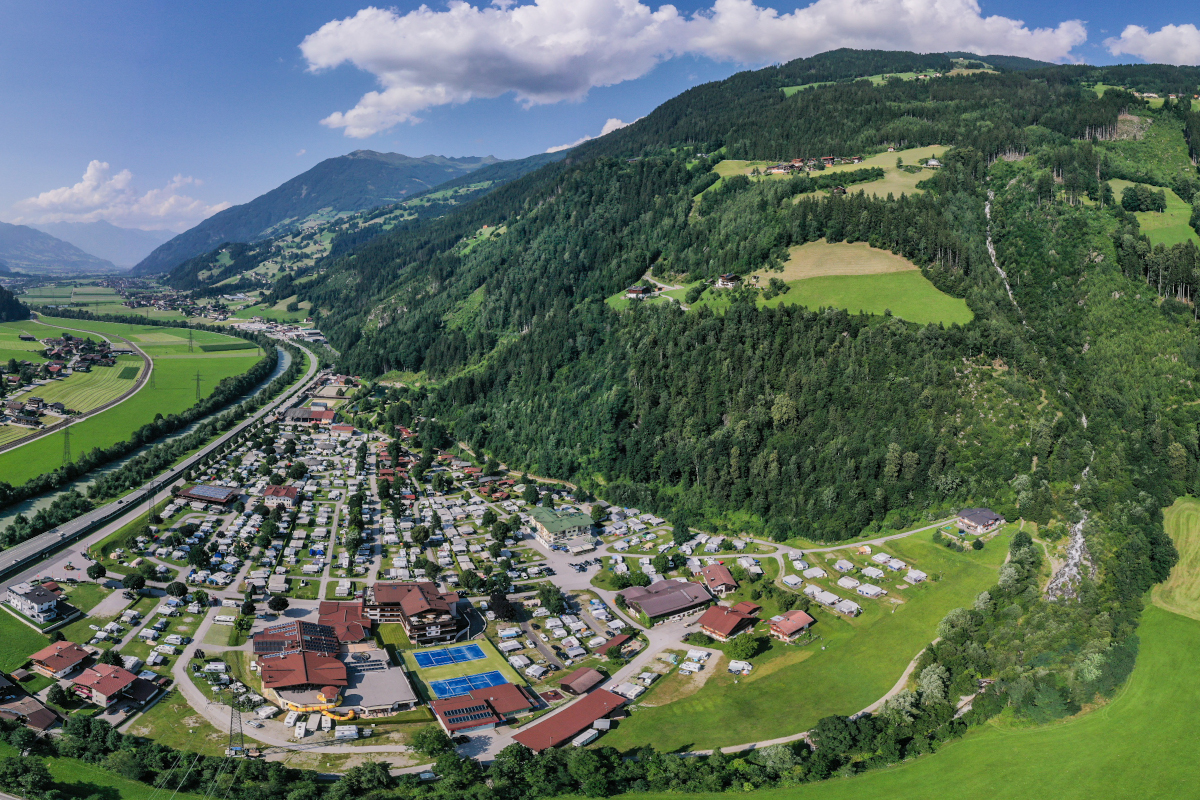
[133,151,507,275]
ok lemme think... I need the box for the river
[0,345,292,529]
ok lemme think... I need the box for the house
[769,609,816,643]
[782,574,802,588]
[29,641,90,679]
[6,582,60,623]
[696,604,756,642]
[529,507,592,547]
[697,563,738,597]
[362,581,463,646]
[715,273,742,289]
[619,580,712,621]
[430,683,537,734]
[836,576,861,590]
[857,584,886,598]
[625,285,654,300]
[904,569,928,584]
[958,507,1004,535]
[834,599,862,616]
[871,552,892,565]
[802,566,827,580]
[560,667,606,695]
[512,689,626,752]
[254,621,348,711]
[862,566,886,580]
[925,158,942,168]
[803,585,840,607]
[833,560,855,573]
[72,664,151,708]
[263,485,299,509]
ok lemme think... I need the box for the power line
[188,328,194,353]
[195,370,203,402]
[61,426,71,467]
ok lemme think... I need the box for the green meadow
[1108,178,1198,248]
[603,532,1010,753]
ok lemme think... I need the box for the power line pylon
[195,370,202,402]
[188,328,194,353]
[61,427,71,467]
[226,701,244,757]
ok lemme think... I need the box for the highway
[0,341,321,584]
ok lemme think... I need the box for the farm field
[0,319,72,363]
[230,294,312,322]
[0,317,263,485]
[602,532,1010,753]
[759,271,973,326]
[1108,178,1198,248]
[763,240,919,281]
[17,355,143,412]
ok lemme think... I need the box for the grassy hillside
[611,605,1199,800]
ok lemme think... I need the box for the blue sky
[1,0,1196,232]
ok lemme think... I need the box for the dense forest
[0,284,28,321]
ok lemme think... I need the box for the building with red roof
[263,485,300,508]
[769,609,816,643]
[29,641,90,679]
[71,664,139,707]
[697,563,738,597]
[696,604,757,642]
[430,683,537,734]
[364,581,462,646]
[317,601,372,643]
[512,689,625,752]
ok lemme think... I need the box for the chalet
[715,273,741,289]
[769,609,816,643]
[6,582,60,623]
[624,285,654,300]
[17,334,35,342]
[697,563,738,597]
[925,158,942,169]
[72,664,155,708]
[958,507,1004,535]
[697,604,756,642]
[29,641,90,679]
[10,415,41,428]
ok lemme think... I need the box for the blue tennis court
[429,671,509,699]
[413,643,486,669]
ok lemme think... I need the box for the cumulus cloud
[547,117,635,152]
[302,0,1087,138]
[13,160,230,230]
[1105,24,1200,65]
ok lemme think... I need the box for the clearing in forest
[1107,178,1198,248]
[760,240,919,282]
[1152,496,1200,620]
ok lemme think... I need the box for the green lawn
[0,608,51,671]
[602,534,1008,752]
[129,688,259,755]
[61,581,114,612]
[1153,496,1200,620]
[1109,179,1198,248]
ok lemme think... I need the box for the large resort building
[362,581,464,646]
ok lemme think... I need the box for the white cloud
[296,148,308,156]
[302,0,1088,138]
[547,117,635,152]
[1105,24,1200,65]
[13,160,230,231]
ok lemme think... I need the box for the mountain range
[29,220,173,268]
[132,151,503,275]
[0,220,116,272]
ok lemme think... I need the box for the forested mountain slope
[271,51,1200,739]
[162,150,566,292]
[133,150,502,275]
